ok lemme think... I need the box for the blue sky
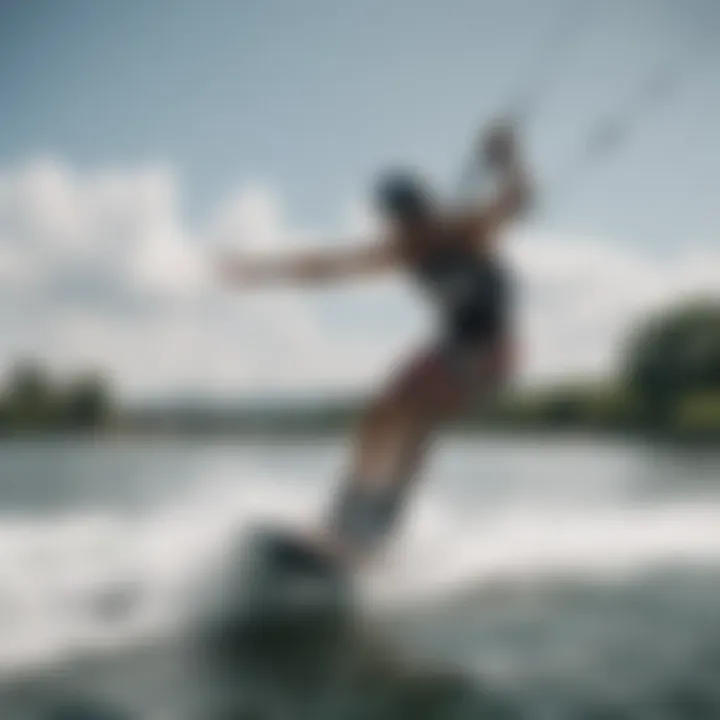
[1,0,718,242]
[0,0,718,397]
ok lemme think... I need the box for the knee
[361,396,402,435]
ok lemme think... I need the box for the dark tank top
[413,244,510,347]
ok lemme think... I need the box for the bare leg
[322,399,433,564]
[321,348,452,562]
[322,338,513,565]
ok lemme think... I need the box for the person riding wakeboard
[218,120,532,572]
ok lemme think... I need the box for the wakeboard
[240,524,353,618]
[195,521,355,647]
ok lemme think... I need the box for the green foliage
[477,382,635,431]
[584,385,643,429]
[60,373,113,429]
[623,297,720,432]
[674,392,720,439]
[0,297,717,441]
[1,361,58,432]
[0,360,113,435]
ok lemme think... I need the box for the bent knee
[363,391,431,432]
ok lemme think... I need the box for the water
[1,435,720,718]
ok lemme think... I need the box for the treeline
[622,299,720,439]
[126,298,720,442]
[123,397,362,437]
[2,297,719,441]
[473,298,720,441]
[0,361,113,435]
[478,380,720,440]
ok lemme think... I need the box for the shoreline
[0,426,716,448]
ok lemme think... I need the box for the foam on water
[0,467,320,675]
[3,464,720,675]
[371,498,720,604]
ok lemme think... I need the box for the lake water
[2,435,720,718]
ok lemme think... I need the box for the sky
[0,0,719,401]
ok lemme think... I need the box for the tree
[61,372,113,430]
[622,298,720,432]
[0,360,58,432]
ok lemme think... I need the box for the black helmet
[374,170,432,220]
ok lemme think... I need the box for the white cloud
[209,184,287,253]
[507,228,720,385]
[0,158,718,399]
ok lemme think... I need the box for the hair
[374,170,434,221]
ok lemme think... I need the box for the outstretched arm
[217,239,398,289]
